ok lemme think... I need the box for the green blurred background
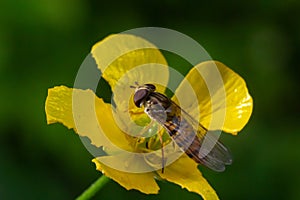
[1,0,300,199]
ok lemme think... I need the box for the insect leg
[157,129,165,173]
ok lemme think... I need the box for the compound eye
[145,84,156,91]
[133,89,148,107]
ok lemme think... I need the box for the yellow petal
[91,34,168,92]
[91,34,169,129]
[157,155,219,200]
[172,61,253,134]
[92,158,159,194]
[45,85,133,152]
[45,85,169,173]
[45,85,76,129]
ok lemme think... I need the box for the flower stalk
[76,176,110,200]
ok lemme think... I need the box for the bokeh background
[1,0,300,199]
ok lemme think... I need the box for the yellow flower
[45,34,253,200]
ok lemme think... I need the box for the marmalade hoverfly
[132,83,232,172]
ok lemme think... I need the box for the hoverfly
[131,83,232,172]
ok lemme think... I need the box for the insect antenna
[129,81,140,89]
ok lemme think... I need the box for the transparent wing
[164,100,233,172]
[196,130,232,172]
[146,92,232,172]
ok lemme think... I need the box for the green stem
[76,176,110,200]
